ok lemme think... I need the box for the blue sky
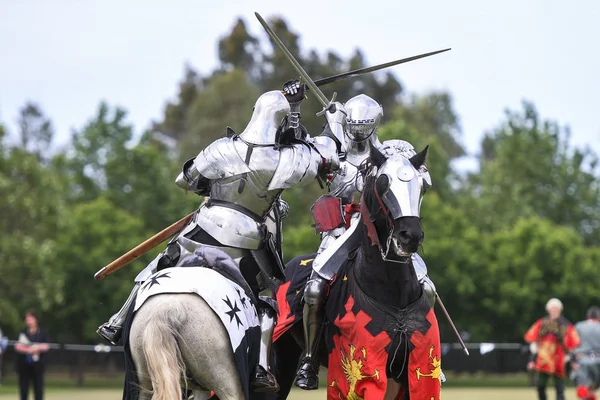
[1,0,599,172]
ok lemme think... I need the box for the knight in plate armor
[96,83,346,392]
[283,84,439,390]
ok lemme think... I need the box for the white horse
[126,257,263,400]
[130,293,244,400]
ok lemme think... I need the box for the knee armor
[304,272,328,307]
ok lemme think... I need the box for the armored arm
[320,103,348,155]
[277,198,289,220]
[175,157,211,196]
[304,103,350,178]
[282,80,304,132]
[412,253,437,307]
[175,137,249,195]
[317,226,347,254]
[282,79,347,155]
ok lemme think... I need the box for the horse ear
[369,142,387,168]
[409,145,429,170]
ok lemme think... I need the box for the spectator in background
[525,298,581,400]
[14,309,50,400]
[571,306,600,400]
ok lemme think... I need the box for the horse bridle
[361,167,412,264]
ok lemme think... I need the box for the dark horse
[252,144,442,400]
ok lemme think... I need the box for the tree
[53,197,153,343]
[474,217,596,341]
[178,69,260,161]
[0,142,67,333]
[155,15,407,154]
[65,102,134,202]
[17,102,54,161]
[416,191,483,341]
[105,132,199,233]
[218,18,262,80]
[151,65,202,141]
[463,101,600,244]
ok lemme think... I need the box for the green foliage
[52,197,152,342]
[17,102,54,161]
[179,68,260,161]
[462,101,600,244]
[0,146,67,332]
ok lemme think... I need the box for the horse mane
[359,158,386,221]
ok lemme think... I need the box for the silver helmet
[344,94,383,142]
[239,90,291,145]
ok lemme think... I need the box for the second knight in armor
[287,87,439,390]
[96,83,346,393]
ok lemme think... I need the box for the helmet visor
[346,123,376,141]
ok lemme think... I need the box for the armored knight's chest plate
[329,159,362,203]
[193,137,323,249]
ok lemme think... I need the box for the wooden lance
[94,211,195,281]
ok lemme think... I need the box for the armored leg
[251,305,279,392]
[295,270,328,390]
[96,251,166,345]
[96,282,141,345]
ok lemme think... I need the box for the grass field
[0,387,579,399]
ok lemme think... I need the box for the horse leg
[130,295,186,400]
[274,326,304,399]
[175,294,245,400]
[249,323,304,400]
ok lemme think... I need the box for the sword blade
[435,292,470,356]
[314,48,451,87]
[254,12,332,109]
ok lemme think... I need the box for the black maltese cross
[234,287,248,309]
[223,296,243,329]
[142,271,171,292]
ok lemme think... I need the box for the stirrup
[251,364,280,393]
[96,324,122,345]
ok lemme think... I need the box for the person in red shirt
[525,298,581,400]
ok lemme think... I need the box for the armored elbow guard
[175,157,210,195]
[317,103,347,155]
[421,276,437,307]
[311,135,341,174]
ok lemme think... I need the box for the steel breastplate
[329,159,363,204]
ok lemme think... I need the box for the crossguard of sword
[315,92,338,117]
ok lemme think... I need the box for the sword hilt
[316,92,338,117]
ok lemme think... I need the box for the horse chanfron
[365,143,431,259]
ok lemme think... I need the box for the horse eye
[375,174,390,194]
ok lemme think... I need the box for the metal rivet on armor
[397,166,415,182]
